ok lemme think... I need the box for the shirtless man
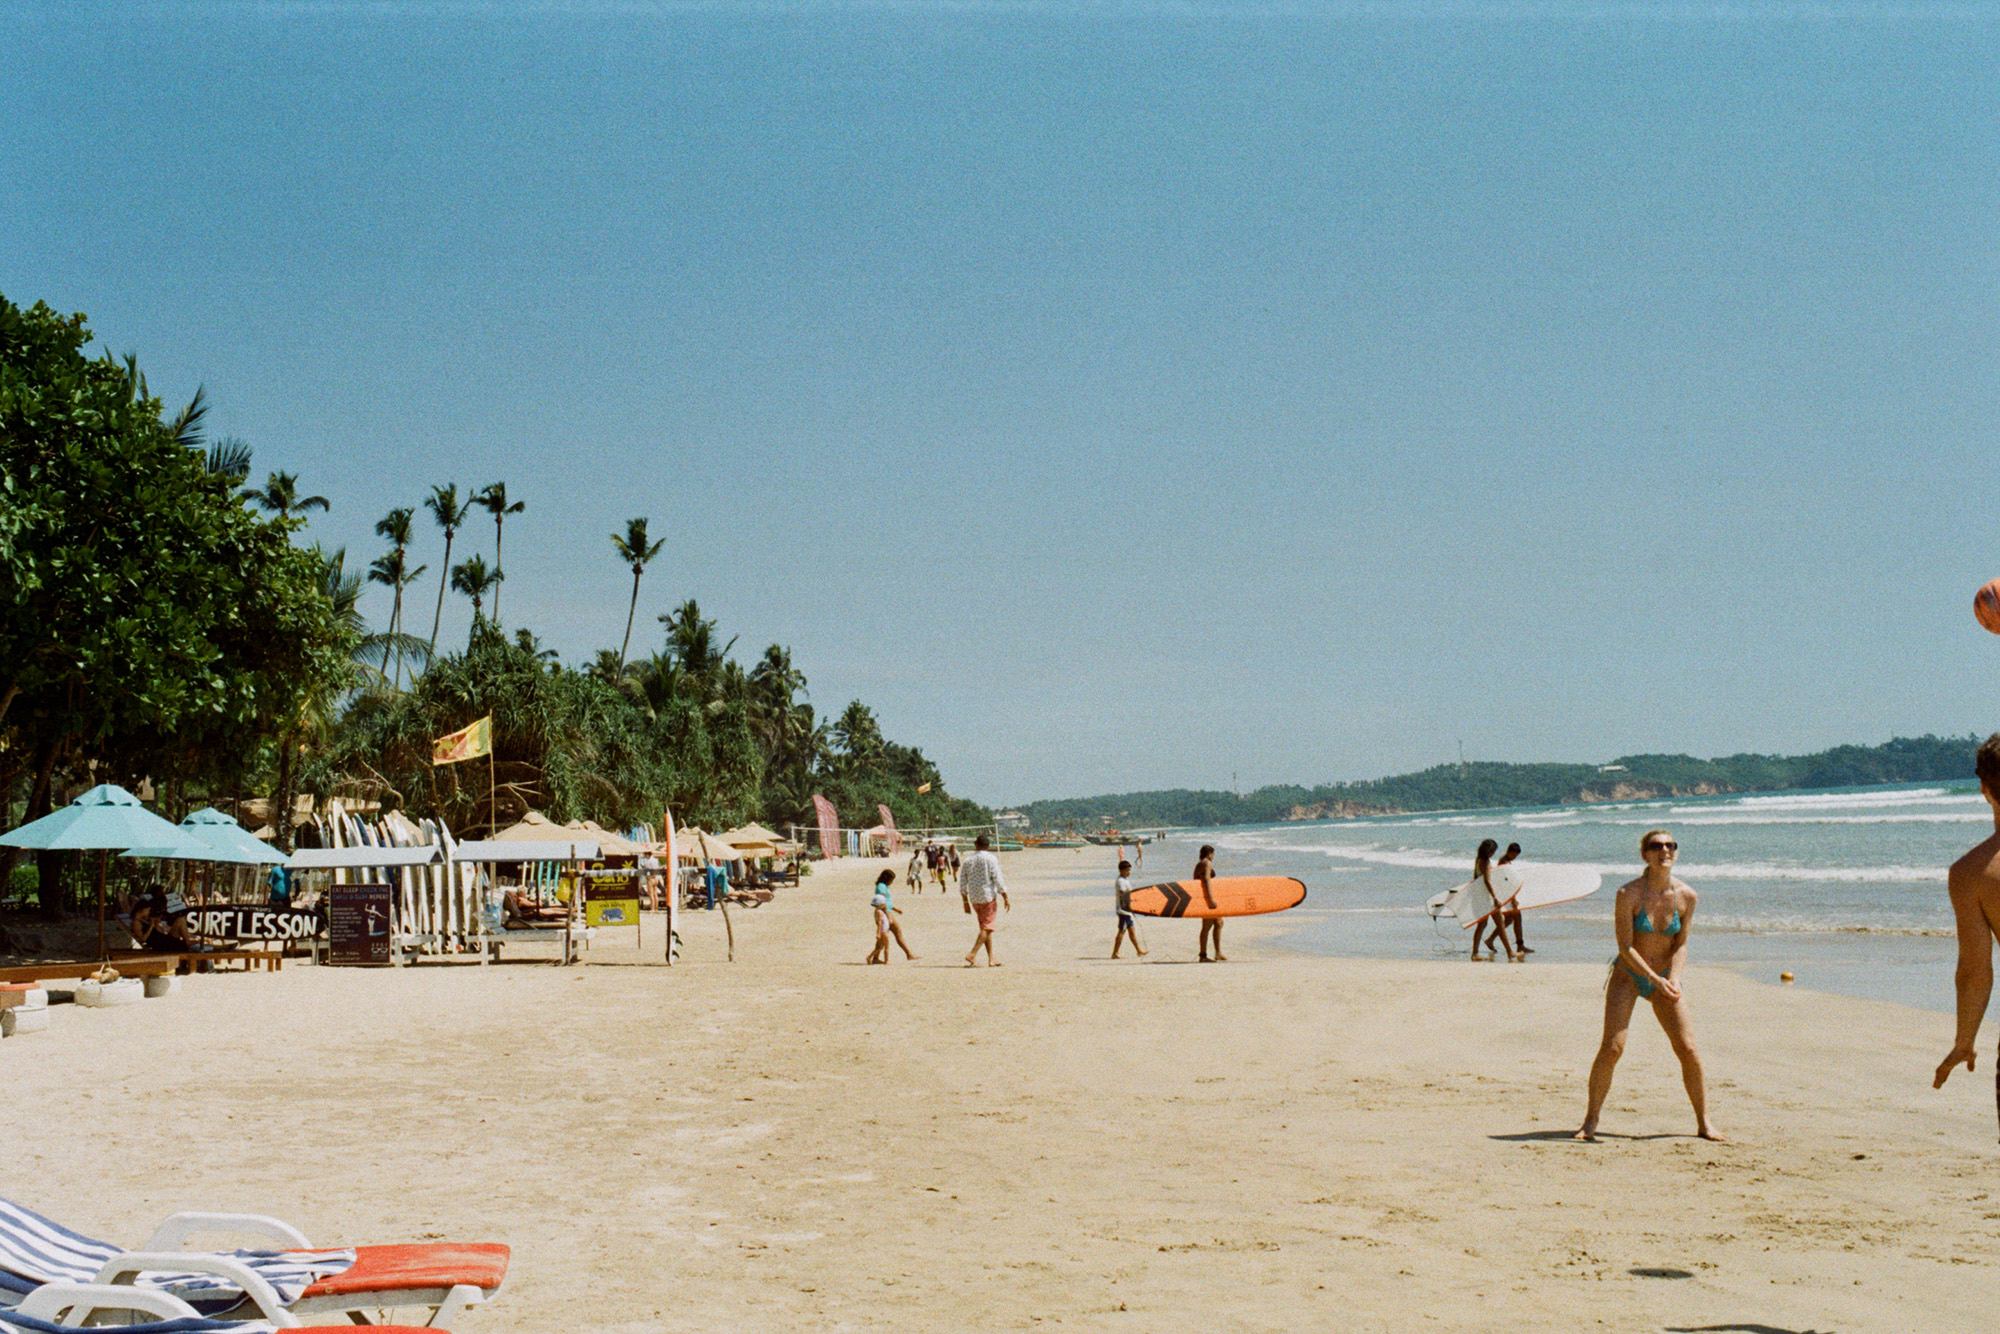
[1195,844,1224,962]
[1933,733,2000,1133]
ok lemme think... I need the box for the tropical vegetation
[0,293,985,910]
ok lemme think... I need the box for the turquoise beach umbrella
[121,806,283,865]
[0,783,208,958]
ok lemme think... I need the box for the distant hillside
[1017,734,1981,830]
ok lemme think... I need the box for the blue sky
[5,2,1995,804]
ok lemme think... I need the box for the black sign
[328,883,395,966]
[186,906,324,944]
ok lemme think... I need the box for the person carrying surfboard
[1466,839,1521,962]
[1196,845,1224,962]
[1494,842,1532,956]
[1111,860,1146,959]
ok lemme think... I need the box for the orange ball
[1979,579,2000,635]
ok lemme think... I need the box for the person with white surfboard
[1493,842,1532,956]
[1575,828,1725,1143]
[1465,839,1521,963]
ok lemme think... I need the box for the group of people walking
[902,841,961,893]
[870,834,1011,967]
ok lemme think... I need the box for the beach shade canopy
[121,806,284,865]
[568,819,645,856]
[677,829,744,863]
[725,822,784,846]
[0,784,204,856]
[492,811,568,841]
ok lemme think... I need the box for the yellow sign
[432,715,493,765]
[586,897,640,928]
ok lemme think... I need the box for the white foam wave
[1695,916,1951,937]
[1718,787,1957,810]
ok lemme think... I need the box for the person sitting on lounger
[126,886,189,952]
[501,887,568,926]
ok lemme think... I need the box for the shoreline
[4,846,1992,1331]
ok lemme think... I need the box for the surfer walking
[960,834,1010,967]
[1467,839,1521,963]
[1575,828,1725,1143]
[1494,842,1531,956]
[1196,844,1224,962]
[1932,734,2000,1129]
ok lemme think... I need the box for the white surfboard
[1427,863,1601,923]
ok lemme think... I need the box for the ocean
[1133,780,1992,1013]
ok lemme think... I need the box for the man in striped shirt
[959,833,1010,967]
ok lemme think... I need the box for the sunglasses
[1644,840,1679,853]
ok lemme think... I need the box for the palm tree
[204,436,253,482]
[248,471,330,518]
[659,599,736,687]
[610,517,665,674]
[422,484,472,655]
[366,548,428,687]
[474,482,525,624]
[371,506,418,660]
[450,555,502,644]
[833,700,885,772]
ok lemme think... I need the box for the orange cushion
[297,1243,510,1298]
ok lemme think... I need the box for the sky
[4,1,1996,806]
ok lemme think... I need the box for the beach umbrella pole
[96,849,108,960]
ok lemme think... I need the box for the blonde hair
[1639,828,1673,854]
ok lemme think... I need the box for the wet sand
[5,848,1996,1331]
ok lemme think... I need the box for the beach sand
[5,848,1997,1331]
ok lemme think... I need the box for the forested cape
[1,293,983,911]
[1020,734,1982,829]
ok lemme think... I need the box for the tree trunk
[429,530,454,654]
[618,568,641,674]
[274,731,299,854]
[492,518,504,624]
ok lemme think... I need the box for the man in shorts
[1934,732,2000,1135]
[959,833,1010,967]
[1111,859,1145,958]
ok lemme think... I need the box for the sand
[5,848,1997,1331]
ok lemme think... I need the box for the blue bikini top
[1633,907,1683,936]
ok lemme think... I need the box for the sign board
[582,863,640,929]
[328,882,395,966]
[185,905,323,946]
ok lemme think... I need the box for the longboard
[1125,875,1306,919]
[1426,864,1600,924]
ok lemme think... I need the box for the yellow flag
[432,715,493,765]
[916,782,932,794]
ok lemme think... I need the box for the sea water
[1131,781,1990,1013]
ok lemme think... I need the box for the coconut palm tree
[474,482,525,624]
[248,471,330,518]
[371,506,418,654]
[610,517,665,675]
[450,555,502,644]
[422,484,472,655]
[659,599,736,688]
[366,548,428,687]
[204,436,253,482]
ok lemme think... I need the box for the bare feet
[1214,953,1227,961]
[1137,948,1148,957]
[1572,1122,1598,1142]
[1697,1125,1729,1143]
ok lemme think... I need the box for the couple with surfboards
[1118,845,1311,961]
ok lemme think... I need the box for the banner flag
[876,803,900,854]
[916,782,932,794]
[811,794,839,859]
[431,715,493,765]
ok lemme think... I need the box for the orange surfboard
[1124,875,1307,919]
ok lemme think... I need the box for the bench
[0,957,180,985]
[108,948,281,973]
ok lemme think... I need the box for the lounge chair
[0,1200,506,1327]
[4,1281,440,1334]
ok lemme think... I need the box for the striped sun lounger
[0,1200,506,1327]
[0,1279,445,1334]
[0,1201,350,1311]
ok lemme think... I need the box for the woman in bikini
[1575,828,1725,1142]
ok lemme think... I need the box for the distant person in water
[959,834,1010,966]
[1575,828,1724,1142]
[1195,844,1224,962]
[1493,842,1531,956]
[1934,733,2000,1134]
[1111,859,1146,959]
[1467,839,1520,962]
[866,869,917,964]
